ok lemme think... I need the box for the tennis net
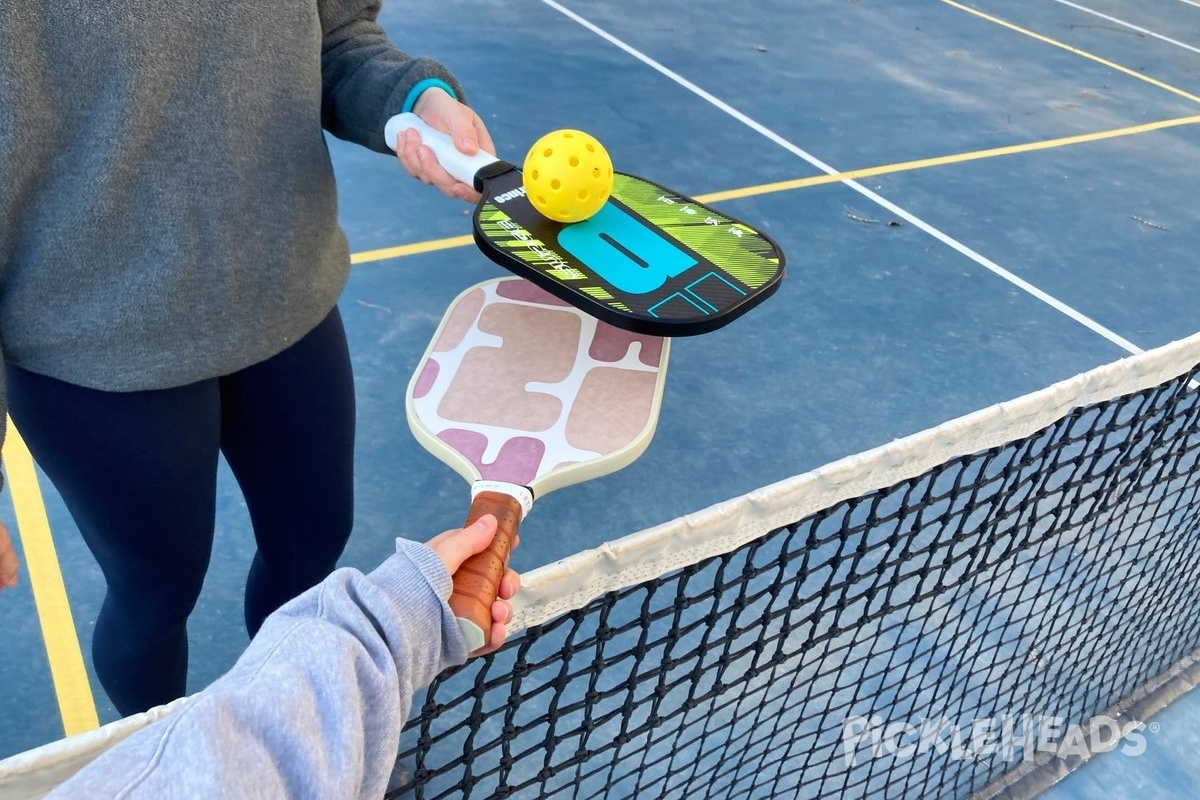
[392,330,1200,800]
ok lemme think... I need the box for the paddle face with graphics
[386,113,785,336]
[407,276,669,650]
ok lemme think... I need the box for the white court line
[538,0,1145,356]
[1049,0,1200,56]
[1176,0,1200,10]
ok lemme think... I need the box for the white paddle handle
[384,112,501,186]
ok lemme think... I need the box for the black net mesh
[392,361,1200,799]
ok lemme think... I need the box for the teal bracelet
[401,78,458,113]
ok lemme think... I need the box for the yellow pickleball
[522,130,614,223]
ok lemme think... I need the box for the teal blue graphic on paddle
[557,204,698,296]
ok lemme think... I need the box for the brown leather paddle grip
[450,490,522,652]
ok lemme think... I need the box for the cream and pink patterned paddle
[407,277,669,650]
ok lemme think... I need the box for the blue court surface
[1,1,1199,797]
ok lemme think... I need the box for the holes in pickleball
[522,129,613,222]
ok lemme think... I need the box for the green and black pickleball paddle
[386,113,785,337]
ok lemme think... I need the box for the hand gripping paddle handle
[383,112,500,187]
[451,490,523,652]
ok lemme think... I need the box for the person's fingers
[470,599,514,656]
[393,127,424,181]
[401,91,490,203]
[0,522,19,589]
[447,116,479,157]
[396,140,477,202]
[472,117,496,161]
[453,182,481,204]
[415,145,478,202]
[425,513,522,656]
[498,567,520,601]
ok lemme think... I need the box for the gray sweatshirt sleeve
[319,0,467,153]
[45,538,470,799]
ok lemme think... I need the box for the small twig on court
[355,299,393,313]
[844,208,903,228]
[1131,215,1169,231]
[844,209,881,225]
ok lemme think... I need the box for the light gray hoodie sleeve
[44,538,470,799]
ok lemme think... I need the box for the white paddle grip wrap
[384,112,500,186]
[456,620,487,653]
[471,481,533,519]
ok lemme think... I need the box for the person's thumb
[430,514,498,574]
[452,126,480,157]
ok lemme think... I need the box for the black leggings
[7,307,356,715]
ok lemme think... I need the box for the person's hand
[425,514,520,656]
[0,521,19,590]
[394,87,495,204]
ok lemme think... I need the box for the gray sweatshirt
[0,2,463,479]
[43,537,469,798]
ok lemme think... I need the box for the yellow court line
[702,114,1200,203]
[350,234,474,266]
[939,0,1200,106]
[350,114,1200,261]
[3,420,99,736]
